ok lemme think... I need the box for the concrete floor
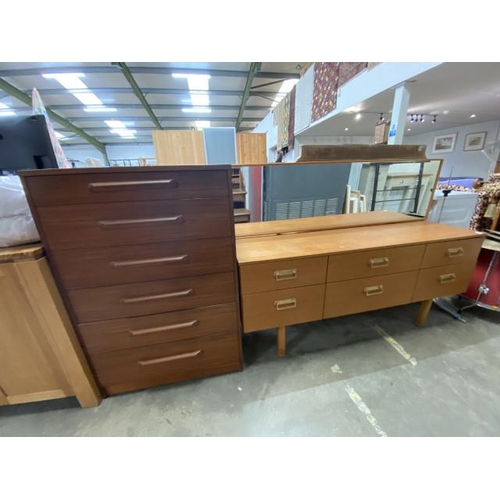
[2,299,500,437]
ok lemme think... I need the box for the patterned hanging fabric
[31,88,71,168]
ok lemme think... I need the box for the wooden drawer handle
[111,254,188,267]
[121,289,193,304]
[446,247,464,258]
[88,179,177,191]
[369,257,389,268]
[98,216,184,228]
[129,320,198,336]
[274,298,297,310]
[364,285,384,296]
[138,349,202,366]
[274,269,297,281]
[439,273,456,284]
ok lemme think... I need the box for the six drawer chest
[20,165,243,395]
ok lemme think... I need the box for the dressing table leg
[415,299,433,327]
[278,326,287,357]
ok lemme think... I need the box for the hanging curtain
[32,88,71,168]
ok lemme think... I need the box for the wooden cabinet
[0,245,101,407]
[20,166,242,396]
[236,212,484,356]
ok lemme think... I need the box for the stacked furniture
[236,212,483,356]
[0,244,101,407]
[20,166,242,396]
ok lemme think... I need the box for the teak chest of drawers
[20,166,242,396]
[236,212,484,356]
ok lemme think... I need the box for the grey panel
[263,163,351,221]
[203,127,237,164]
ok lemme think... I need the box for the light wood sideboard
[0,245,101,408]
[236,212,484,356]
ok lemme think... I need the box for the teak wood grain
[20,165,242,396]
[420,238,484,269]
[237,221,484,265]
[327,245,425,282]
[37,198,232,250]
[78,303,238,355]
[235,211,418,239]
[69,272,236,323]
[412,262,479,302]
[53,237,234,289]
[240,256,328,294]
[324,271,419,319]
[22,168,226,206]
[93,332,241,395]
[242,284,325,333]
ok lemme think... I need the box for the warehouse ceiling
[0,62,306,148]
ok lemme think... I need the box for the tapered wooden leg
[415,299,433,327]
[277,326,286,357]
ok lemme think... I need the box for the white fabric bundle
[0,175,40,247]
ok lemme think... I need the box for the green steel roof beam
[236,62,262,131]
[112,62,163,130]
[0,77,109,163]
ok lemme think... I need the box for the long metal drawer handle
[88,179,177,191]
[274,269,297,281]
[274,298,297,310]
[138,350,202,366]
[364,285,384,296]
[446,247,464,258]
[369,257,389,268]
[121,289,193,304]
[439,273,456,283]
[98,216,184,227]
[129,320,199,336]
[111,254,188,267]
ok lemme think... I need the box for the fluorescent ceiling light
[187,76,210,92]
[84,106,117,113]
[355,113,362,120]
[43,73,86,89]
[190,93,210,106]
[110,128,137,137]
[172,73,210,79]
[470,114,476,118]
[278,78,299,95]
[0,110,16,116]
[0,102,9,109]
[271,78,299,108]
[54,131,65,138]
[182,107,211,113]
[195,120,210,129]
[73,92,103,106]
[105,120,126,128]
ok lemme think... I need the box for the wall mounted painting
[464,131,487,151]
[432,133,457,154]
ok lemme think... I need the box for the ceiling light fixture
[355,113,362,120]
[72,91,103,106]
[182,107,212,113]
[345,127,349,131]
[470,114,476,118]
[0,102,9,109]
[172,73,211,79]
[84,106,117,113]
[42,73,86,89]
[0,110,16,116]
[407,128,411,131]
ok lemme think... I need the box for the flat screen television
[0,114,58,173]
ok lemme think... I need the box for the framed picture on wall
[432,133,457,154]
[464,131,487,151]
